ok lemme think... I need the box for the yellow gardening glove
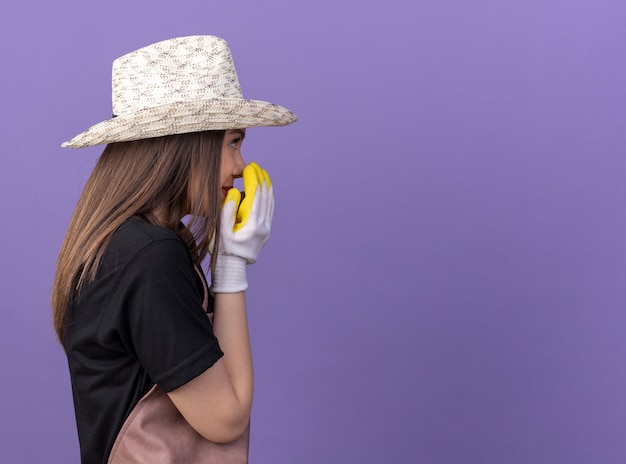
[210,162,274,293]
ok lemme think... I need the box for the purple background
[2,0,626,462]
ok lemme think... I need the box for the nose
[233,148,246,177]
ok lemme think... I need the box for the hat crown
[111,36,243,116]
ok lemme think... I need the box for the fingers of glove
[266,184,275,228]
[261,165,272,189]
[221,188,241,231]
[235,163,261,229]
[257,166,272,223]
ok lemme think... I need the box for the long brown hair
[51,130,224,346]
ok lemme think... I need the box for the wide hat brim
[62,98,297,148]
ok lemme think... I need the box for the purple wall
[2,1,626,462]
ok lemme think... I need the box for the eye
[229,137,242,149]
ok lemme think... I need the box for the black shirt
[65,218,223,464]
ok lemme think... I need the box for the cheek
[219,166,229,186]
[220,152,232,178]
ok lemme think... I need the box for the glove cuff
[210,254,248,294]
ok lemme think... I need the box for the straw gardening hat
[62,35,297,148]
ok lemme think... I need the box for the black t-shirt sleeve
[101,237,223,393]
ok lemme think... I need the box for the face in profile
[220,129,246,200]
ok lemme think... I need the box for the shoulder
[113,218,183,247]
[105,219,192,271]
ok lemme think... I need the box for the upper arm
[106,238,222,390]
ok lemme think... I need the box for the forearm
[212,291,254,414]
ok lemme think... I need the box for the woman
[51,35,296,463]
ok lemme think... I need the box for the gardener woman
[51,35,296,463]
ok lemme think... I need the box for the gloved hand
[210,162,274,293]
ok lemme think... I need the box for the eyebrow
[229,129,246,139]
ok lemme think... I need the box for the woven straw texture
[63,35,296,148]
